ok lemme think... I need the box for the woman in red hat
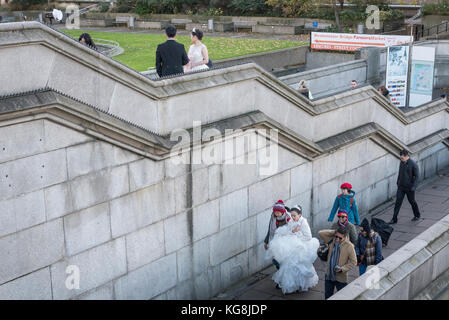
[327,183,360,225]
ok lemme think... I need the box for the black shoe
[275,284,280,289]
[388,219,397,224]
[411,216,420,221]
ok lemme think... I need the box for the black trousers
[392,188,421,221]
[325,280,347,299]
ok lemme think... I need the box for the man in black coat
[156,25,189,77]
[389,149,421,224]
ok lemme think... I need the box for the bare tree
[332,0,341,31]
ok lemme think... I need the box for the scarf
[328,242,341,282]
[338,219,348,229]
[268,212,290,242]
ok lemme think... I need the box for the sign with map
[409,46,436,107]
[386,46,410,107]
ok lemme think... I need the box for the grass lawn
[62,29,305,72]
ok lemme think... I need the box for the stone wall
[0,118,309,299]
[0,117,448,299]
[278,60,368,98]
[305,51,355,71]
[214,46,308,72]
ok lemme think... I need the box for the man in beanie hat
[264,200,291,271]
[331,210,358,245]
[355,218,383,275]
[328,182,360,225]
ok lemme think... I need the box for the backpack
[317,239,333,262]
[370,217,394,247]
[338,194,354,210]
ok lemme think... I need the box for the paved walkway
[215,166,449,300]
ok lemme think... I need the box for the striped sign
[311,32,412,52]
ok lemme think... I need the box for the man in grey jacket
[389,149,421,224]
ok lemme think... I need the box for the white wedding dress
[187,43,209,72]
[266,217,320,294]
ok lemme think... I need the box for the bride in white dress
[184,28,209,73]
[266,205,320,294]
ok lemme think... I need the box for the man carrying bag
[318,227,357,299]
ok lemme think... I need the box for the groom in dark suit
[156,25,189,77]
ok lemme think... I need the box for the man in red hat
[331,210,358,245]
[328,183,360,226]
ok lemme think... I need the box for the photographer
[318,227,357,299]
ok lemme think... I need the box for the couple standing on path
[155,25,209,78]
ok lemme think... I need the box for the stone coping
[1,90,448,163]
[1,21,449,150]
[279,59,368,84]
[212,45,307,64]
[329,213,449,300]
[1,21,447,123]
[0,89,171,159]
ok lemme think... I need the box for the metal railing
[141,59,254,81]
[93,38,123,57]
[416,20,449,40]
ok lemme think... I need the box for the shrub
[379,9,404,22]
[206,7,223,16]
[115,0,135,13]
[9,0,47,10]
[229,0,268,15]
[265,0,313,17]
[422,1,449,16]
[99,2,110,13]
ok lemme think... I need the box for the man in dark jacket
[155,25,189,77]
[389,149,421,224]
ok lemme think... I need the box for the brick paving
[215,166,449,300]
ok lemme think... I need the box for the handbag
[206,58,213,69]
[317,239,333,262]
[356,237,366,267]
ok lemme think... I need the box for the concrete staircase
[1,21,449,300]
